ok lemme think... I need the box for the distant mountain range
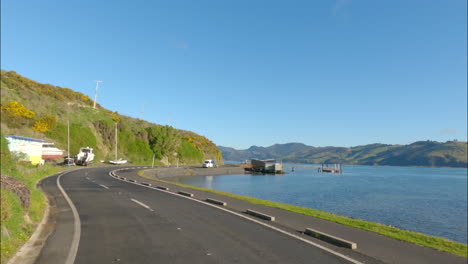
[218,141,468,168]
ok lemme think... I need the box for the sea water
[180,164,468,244]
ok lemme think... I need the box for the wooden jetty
[241,161,342,174]
[319,163,342,173]
[283,163,343,173]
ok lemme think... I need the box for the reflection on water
[180,164,468,244]
[206,175,213,189]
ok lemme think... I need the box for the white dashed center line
[130,198,154,211]
[99,184,109,189]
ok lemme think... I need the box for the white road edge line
[130,198,154,211]
[57,172,81,264]
[99,184,110,189]
[110,170,363,264]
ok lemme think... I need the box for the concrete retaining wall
[143,166,245,181]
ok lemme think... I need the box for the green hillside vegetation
[0,70,222,165]
[0,69,223,263]
[220,141,467,168]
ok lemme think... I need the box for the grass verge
[137,170,468,258]
[0,190,30,262]
[0,164,61,264]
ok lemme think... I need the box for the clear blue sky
[2,0,467,149]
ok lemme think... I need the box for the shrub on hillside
[0,101,35,128]
[110,112,120,123]
[177,139,203,163]
[1,133,17,176]
[0,101,35,118]
[146,125,181,160]
[183,133,222,162]
[32,115,57,133]
[1,70,96,107]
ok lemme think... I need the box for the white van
[202,159,215,168]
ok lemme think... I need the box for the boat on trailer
[42,142,64,161]
[109,159,127,165]
[75,147,95,166]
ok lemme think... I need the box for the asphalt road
[36,167,362,264]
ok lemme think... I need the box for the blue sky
[2,0,467,149]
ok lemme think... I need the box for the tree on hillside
[146,125,181,159]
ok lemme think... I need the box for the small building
[251,159,283,173]
[5,136,45,165]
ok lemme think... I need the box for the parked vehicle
[202,159,215,168]
[75,147,95,166]
[64,156,75,166]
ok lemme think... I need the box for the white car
[202,159,215,168]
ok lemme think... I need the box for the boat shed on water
[251,159,283,173]
[4,136,45,165]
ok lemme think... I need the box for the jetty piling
[319,163,342,173]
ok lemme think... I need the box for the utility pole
[93,80,102,109]
[115,123,118,160]
[67,120,70,166]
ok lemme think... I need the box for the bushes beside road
[0,134,60,263]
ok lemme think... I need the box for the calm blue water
[180,164,468,244]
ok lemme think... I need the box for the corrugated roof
[5,136,45,142]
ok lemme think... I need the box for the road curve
[37,167,362,264]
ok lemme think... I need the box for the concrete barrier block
[141,182,151,186]
[246,209,275,221]
[156,186,169,191]
[178,191,194,197]
[304,228,357,249]
[128,179,136,183]
[206,198,227,206]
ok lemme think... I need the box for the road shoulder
[129,167,466,264]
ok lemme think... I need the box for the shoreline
[137,167,467,258]
[226,161,468,170]
[143,166,245,182]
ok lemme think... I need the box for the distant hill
[219,141,467,168]
[1,70,222,165]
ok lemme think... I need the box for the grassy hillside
[219,141,467,168]
[0,69,222,263]
[0,70,222,165]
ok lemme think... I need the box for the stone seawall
[143,166,245,181]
